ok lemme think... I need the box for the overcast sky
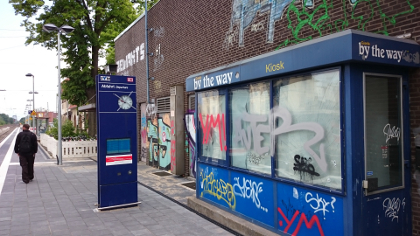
[0,1,61,120]
[0,1,109,121]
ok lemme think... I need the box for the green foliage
[46,119,58,139]
[19,117,25,124]
[9,0,154,106]
[62,120,76,137]
[46,118,94,140]
[0,113,14,125]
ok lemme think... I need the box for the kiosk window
[364,74,403,193]
[197,90,226,161]
[229,82,271,174]
[273,69,341,190]
[107,138,131,154]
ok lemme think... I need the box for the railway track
[0,124,19,144]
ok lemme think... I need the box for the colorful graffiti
[185,112,197,177]
[170,120,176,172]
[199,113,227,151]
[200,168,236,209]
[147,114,172,170]
[140,103,148,162]
[225,0,415,49]
[198,164,343,234]
[278,207,325,236]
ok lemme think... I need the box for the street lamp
[25,73,35,132]
[42,23,74,165]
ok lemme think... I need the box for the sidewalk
[0,137,237,236]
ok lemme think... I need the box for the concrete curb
[187,196,279,236]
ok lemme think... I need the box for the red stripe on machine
[106,154,132,166]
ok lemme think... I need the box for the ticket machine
[96,75,139,209]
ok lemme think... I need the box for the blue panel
[197,163,232,209]
[230,170,274,227]
[351,33,420,67]
[276,183,344,236]
[197,163,274,229]
[96,75,138,208]
[99,181,138,208]
[186,66,241,92]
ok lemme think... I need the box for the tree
[9,0,157,135]
[0,113,14,125]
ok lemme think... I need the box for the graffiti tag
[383,124,400,143]
[293,155,320,180]
[383,197,401,222]
[200,171,236,209]
[278,207,325,236]
[305,192,336,218]
[233,177,267,212]
[233,105,327,172]
[199,113,227,151]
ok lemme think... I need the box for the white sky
[0,1,106,120]
[0,1,59,120]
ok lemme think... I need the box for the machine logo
[100,76,111,81]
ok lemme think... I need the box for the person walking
[14,124,38,184]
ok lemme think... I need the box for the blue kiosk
[96,75,139,209]
[186,30,420,235]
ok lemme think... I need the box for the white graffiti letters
[305,192,336,218]
[233,105,327,172]
[383,198,401,222]
[383,124,400,143]
[233,177,266,211]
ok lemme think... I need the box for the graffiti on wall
[185,113,197,177]
[199,113,227,152]
[233,177,268,212]
[198,164,343,233]
[224,0,415,49]
[200,167,236,209]
[146,113,172,170]
[383,124,400,144]
[383,197,405,222]
[170,120,176,172]
[277,185,343,236]
[117,43,144,72]
[232,105,327,172]
[140,103,148,162]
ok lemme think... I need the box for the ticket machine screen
[106,138,131,154]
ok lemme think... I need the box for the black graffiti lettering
[140,147,147,162]
[293,155,320,180]
[246,152,266,165]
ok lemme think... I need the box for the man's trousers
[19,154,35,183]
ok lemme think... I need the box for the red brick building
[115,0,420,234]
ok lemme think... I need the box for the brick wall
[115,0,420,232]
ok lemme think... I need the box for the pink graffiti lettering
[141,129,147,144]
[170,120,176,171]
[278,207,325,236]
[199,113,227,151]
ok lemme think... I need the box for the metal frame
[362,72,404,196]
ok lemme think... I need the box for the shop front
[186,30,420,235]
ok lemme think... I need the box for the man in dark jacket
[14,124,38,184]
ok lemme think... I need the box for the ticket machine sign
[96,75,138,209]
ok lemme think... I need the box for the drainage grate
[181,182,196,190]
[152,171,172,177]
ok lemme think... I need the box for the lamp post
[42,23,74,165]
[25,73,35,132]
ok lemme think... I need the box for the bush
[45,119,76,140]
